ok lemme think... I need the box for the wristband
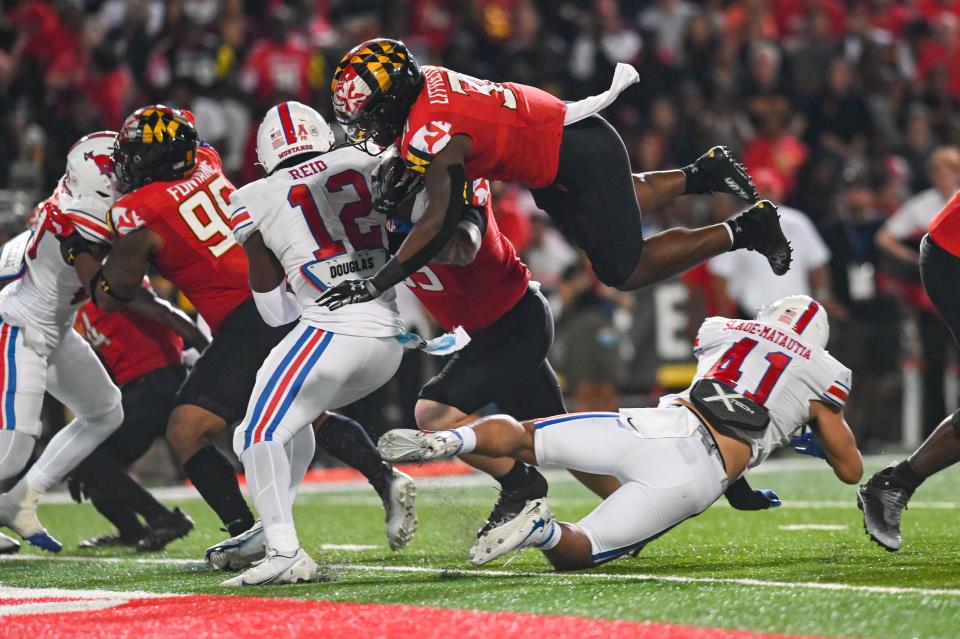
[89,269,135,307]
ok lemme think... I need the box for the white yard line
[778,524,848,531]
[4,555,960,599]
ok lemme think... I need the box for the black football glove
[316,279,381,311]
[67,475,90,504]
[724,476,781,511]
[372,147,424,214]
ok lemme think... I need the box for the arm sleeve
[252,280,301,327]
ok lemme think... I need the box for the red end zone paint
[2,593,828,639]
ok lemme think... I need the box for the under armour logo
[701,382,745,413]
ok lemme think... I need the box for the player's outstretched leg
[314,412,418,551]
[378,414,535,464]
[633,145,759,212]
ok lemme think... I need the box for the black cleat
[478,467,549,538]
[136,508,194,553]
[858,464,912,552]
[79,531,145,549]
[731,200,792,275]
[686,146,759,203]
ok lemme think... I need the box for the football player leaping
[0,133,203,552]
[217,101,407,586]
[317,38,791,313]
[380,296,863,569]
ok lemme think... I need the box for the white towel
[563,62,640,126]
[396,325,471,356]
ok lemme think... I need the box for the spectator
[875,146,960,436]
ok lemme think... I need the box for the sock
[73,452,172,528]
[241,441,298,553]
[184,446,254,535]
[26,406,122,492]
[0,430,35,482]
[892,460,926,493]
[681,163,708,195]
[89,492,149,540]
[725,213,763,251]
[285,426,316,509]
[535,521,562,550]
[497,461,534,491]
[316,413,392,496]
[451,426,477,454]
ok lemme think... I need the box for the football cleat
[0,482,61,553]
[0,532,20,555]
[478,466,548,538]
[381,468,418,551]
[731,200,793,276]
[79,531,146,549]
[687,146,760,202]
[205,520,265,571]
[858,464,912,552]
[137,508,194,553]
[470,499,556,566]
[376,429,464,462]
[220,547,319,587]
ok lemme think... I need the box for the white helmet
[59,131,119,245]
[756,295,830,348]
[256,101,335,174]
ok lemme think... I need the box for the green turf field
[3,460,959,638]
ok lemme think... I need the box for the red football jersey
[75,296,183,387]
[930,189,960,258]
[108,145,250,333]
[404,180,531,334]
[400,66,567,189]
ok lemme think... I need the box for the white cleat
[205,521,265,571]
[0,482,61,553]
[0,531,20,555]
[469,499,556,566]
[383,468,418,551]
[377,429,464,463]
[220,547,318,587]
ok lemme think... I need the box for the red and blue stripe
[533,412,621,430]
[277,103,297,145]
[242,327,333,449]
[0,324,18,430]
[792,301,820,335]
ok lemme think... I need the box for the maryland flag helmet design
[113,105,199,193]
[331,38,424,150]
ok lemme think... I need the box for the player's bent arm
[809,401,863,484]
[126,289,209,350]
[75,229,161,312]
[368,136,472,293]
[242,231,299,327]
[432,219,483,265]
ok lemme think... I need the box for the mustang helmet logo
[84,151,115,177]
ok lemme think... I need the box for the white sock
[0,430,35,482]
[241,440,299,554]
[451,426,477,454]
[26,406,121,492]
[536,521,562,550]
[285,426,316,509]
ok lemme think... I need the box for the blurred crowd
[3,0,960,453]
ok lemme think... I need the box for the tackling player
[0,132,197,552]
[859,190,960,551]
[69,280,198,551]
[380,295,863,569]
[317,38,790,312]
[219,101,405,586]
[56,107,415,551]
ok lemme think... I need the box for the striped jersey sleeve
[228,186,259,245]
[819,361,852,409]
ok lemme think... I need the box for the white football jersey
[0,180,113,354]
[659,316,852,468]
[230,146,402,337]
